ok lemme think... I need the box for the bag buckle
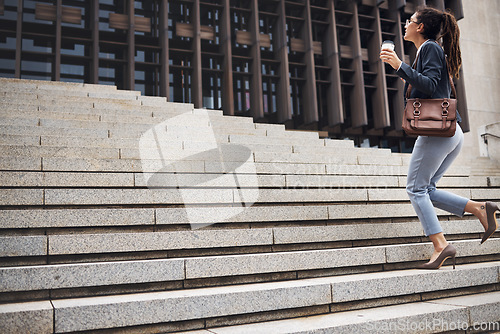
[441,100,449,116]
[412,100,421,117]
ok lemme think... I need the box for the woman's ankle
[434,243,448,253]
[429,232,448,252]
[465,200,486,216]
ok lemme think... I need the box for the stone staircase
[0,78,499,334]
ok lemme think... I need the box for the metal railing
[481,133,500,144]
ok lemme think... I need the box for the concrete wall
[459,0,500,162]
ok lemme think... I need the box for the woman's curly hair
[416,7,462,79]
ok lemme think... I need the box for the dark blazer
[397,40,461,121]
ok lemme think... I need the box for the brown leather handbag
[402,59,457,138]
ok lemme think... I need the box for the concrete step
[0,154,458,175]
[470,159,500,176]
[0,125,109,139]
[0,103,39,112]
[151,141,393,157]
[2,215,495,257]
[0,78,117,93]
[0,81,141,102]
[0,108,151,123]
[325,138,356,148]
[0,110,102,122]
[37,136,181,150]
[0,86,112,99]
[100,111,182,123]
[0,99,121,112]
[0,171,282,188]
[0,152,469,176]
[12,91,140,105]
[0,198,483,230]
[0,135,292,155]
[0,207,155,229]
[87,90,141,100]
[0,99,94,108]
[0,258,184,293]
[0,134,40,146]
[472,169,500,176]
[111,127,321,141]
[286,174,489,187]
[1,141,403,163]
[0,84,119,100]
[36,103,192,116]
[2,241,498,291]
[254,122,286,131]
[0,300,54,334]
[0,171,135,187]
[182,141,391,154]
[0,99,143,114]
[0,132,393,158]
[228,134,325,147]
[0,117,146,131]
[0,124,299,142]
[33,116,224,130]
[0,145,120,159]
[40,188,235,205]
[490,176,500,186]
[1,186,496,207]
[45,236,500,263]
[324,163,469,177]
[4,181,498,207]
[2,264,498,333]
[0,144,267,161]
[137,95,168,106]
[0,94,38,104]
[292,145,391,155]
[1,219,494,265]
[178,291,500,334]
[4,289,498,334]
[0,157,42,171]
[136,173,402,188]
[0,145,128,159]
[128,146,375,162]
[182,141,294,153]
[101,112,253,127]
[253,151,403,165]
[1,104,174,123]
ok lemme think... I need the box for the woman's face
[404,12,421,42]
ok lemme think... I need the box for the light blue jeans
[406,125,470,236]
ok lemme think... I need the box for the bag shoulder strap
[405,41,457,99]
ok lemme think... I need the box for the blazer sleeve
[396,43,444,97]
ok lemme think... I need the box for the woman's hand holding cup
[380,40,402,70]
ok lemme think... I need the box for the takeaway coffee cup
[381,40,395,52]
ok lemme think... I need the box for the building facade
[457,0,500,164]
[0,0,468,151]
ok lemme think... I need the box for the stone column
[192,0,203,108]
[302,0,319,126]
[221,0,234,116]
[127,0,135,90]
[275,0,292,124]
[325,0,344,127]
[159,0,170,99]
[250,0,264,120]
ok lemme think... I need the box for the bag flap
[410,119,454,130]
[405,98,457,120]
